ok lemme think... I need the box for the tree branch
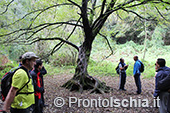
[2,3,72,28]
[125,0,148,8]
[105,0,154,17]
[92,0,117,36]
[158,0,170,5]
[116,11,123,20]
[100,0,106,16]
[121,8,156,21]
[98,33,113,59]
[0,21,83,38]
[154,6,169,21]
[92,0,97,10]
[68,0,82,10]
[89,0,96,25]
[51,17,82,55]
[0,0,14,15]
[29,37,79,52]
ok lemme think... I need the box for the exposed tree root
[62,75,112,94]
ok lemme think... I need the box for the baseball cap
[22,52,38,60]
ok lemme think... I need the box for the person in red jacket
[30,59,45,113]
[40,65,47,107]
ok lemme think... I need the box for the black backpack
[0,66,31,101]
[115,63,125,74]
[115,65,119,74]
[139,61,144,73]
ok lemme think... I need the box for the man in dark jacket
[30,59,46,113]
[154,58,170,113]
[40,66,47,107]
[158,70,170,113]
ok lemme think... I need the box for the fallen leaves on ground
[43,74,159,113]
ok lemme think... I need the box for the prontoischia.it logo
[54,97,160,108]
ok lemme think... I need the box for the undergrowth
[1,41,170,79]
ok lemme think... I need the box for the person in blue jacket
[133,56,142,94]
[154,58,170,113]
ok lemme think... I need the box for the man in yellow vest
[3,52,38,113]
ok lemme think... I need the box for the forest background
[0,0,170,80]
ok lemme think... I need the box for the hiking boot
[122,89,127,91]
[136,91,141,94]
[119,89,126,91]
[43,104,48,107]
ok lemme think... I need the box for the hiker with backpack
[154,58,170,113]
[133,55,143,94]
[158,73,170,113]
[30,59,46,113]
[2,52,38,113]
[117,58,128,91]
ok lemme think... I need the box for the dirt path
[43,74,159,113]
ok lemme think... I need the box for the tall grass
[89,39,170,78]
[43,63,75,76]
[88,60,116,77]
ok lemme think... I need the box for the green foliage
[0,43,36,61]
[8,44,28,61]
[88,60,116,77]
[1,40,170,79]
[43,63,75,76]
[49,47,77,67]
[0,62,18,79]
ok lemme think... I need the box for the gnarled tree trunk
[62,0,114,93]
[62,41,111,93]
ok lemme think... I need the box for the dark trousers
[42,92,45,105]
[134,73,142,93]
[32,96,43,113]
[10,106,31,113]
[168,93,170,113]
[40,75,45,106]
[159,92,169,113]
[119,72,126,90]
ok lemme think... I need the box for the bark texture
[62,42,112,93]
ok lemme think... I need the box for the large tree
[0,0,170,93]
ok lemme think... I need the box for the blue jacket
[153,66,170,97]
[133,60,141,75]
